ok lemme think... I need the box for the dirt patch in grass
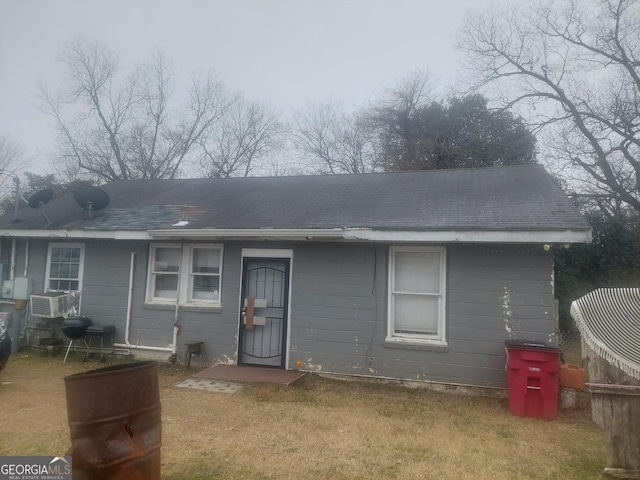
[1,349,607,479]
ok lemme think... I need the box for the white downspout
[23,238,29,277]
[123,251,136,346]
[114,251,173,353]
[10,238,16,280]
[169,241,183,361]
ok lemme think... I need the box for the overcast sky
[0,0,508,174]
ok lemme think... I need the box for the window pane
[50,264,60,278]
[50,279,79,291]
[395,251,440,293]
[59,264,70,278]
[155,274,178,298]
[154,248,180,272]
[394,294,439,335]
[192,275,220,301]
[54,248,78,261]
[192,248,220,274]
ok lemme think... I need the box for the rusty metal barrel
[64,361,161,480]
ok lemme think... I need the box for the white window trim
[45,242,85,293]
[146,243,224,306]
[387,246,447,346]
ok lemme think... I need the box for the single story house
[0,165,591,389]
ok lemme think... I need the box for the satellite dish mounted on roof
[27,188,54,226]
[73,185,109,219]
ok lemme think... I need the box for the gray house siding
[287,243,555,388]
[10,237,555,389]
[81,241,134,324]
[289,242,382,376]
[444,245,555,386]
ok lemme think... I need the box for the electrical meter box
[13,277,32,300]
[2,280,13,299]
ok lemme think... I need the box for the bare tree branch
[458,0,640,212]
[197,92,283,178]
[36,37,231,182]
[291,99,375,175]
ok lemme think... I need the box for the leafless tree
[371,69,436,118]
[37,37,230,182]
[198,93,283,178]
[458,0,640,214]
[0,136,30,214]
[291,99,375,174]
[0,135,25,198]
[0,135,22,178]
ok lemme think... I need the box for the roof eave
[343,228,592,243]
[0,227,592,244]
[0,229,152,240]
[150,227,592,243]
[148,228,346,240]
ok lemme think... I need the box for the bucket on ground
[64,361,161,480]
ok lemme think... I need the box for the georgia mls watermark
[0,456,72,480]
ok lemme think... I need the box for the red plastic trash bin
[505,339,561,420]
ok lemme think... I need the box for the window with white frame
[147,243,223,305]
[387,246,446,345]
[46,243,84,292]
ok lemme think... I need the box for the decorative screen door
[238,258,290,368]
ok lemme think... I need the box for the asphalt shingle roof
[0,165,591,235]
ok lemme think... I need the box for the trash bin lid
[505,339,560,351]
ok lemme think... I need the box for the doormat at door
[194,364,306,385]
[174,378,245,394]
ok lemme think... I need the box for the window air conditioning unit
[30,292,73,318]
